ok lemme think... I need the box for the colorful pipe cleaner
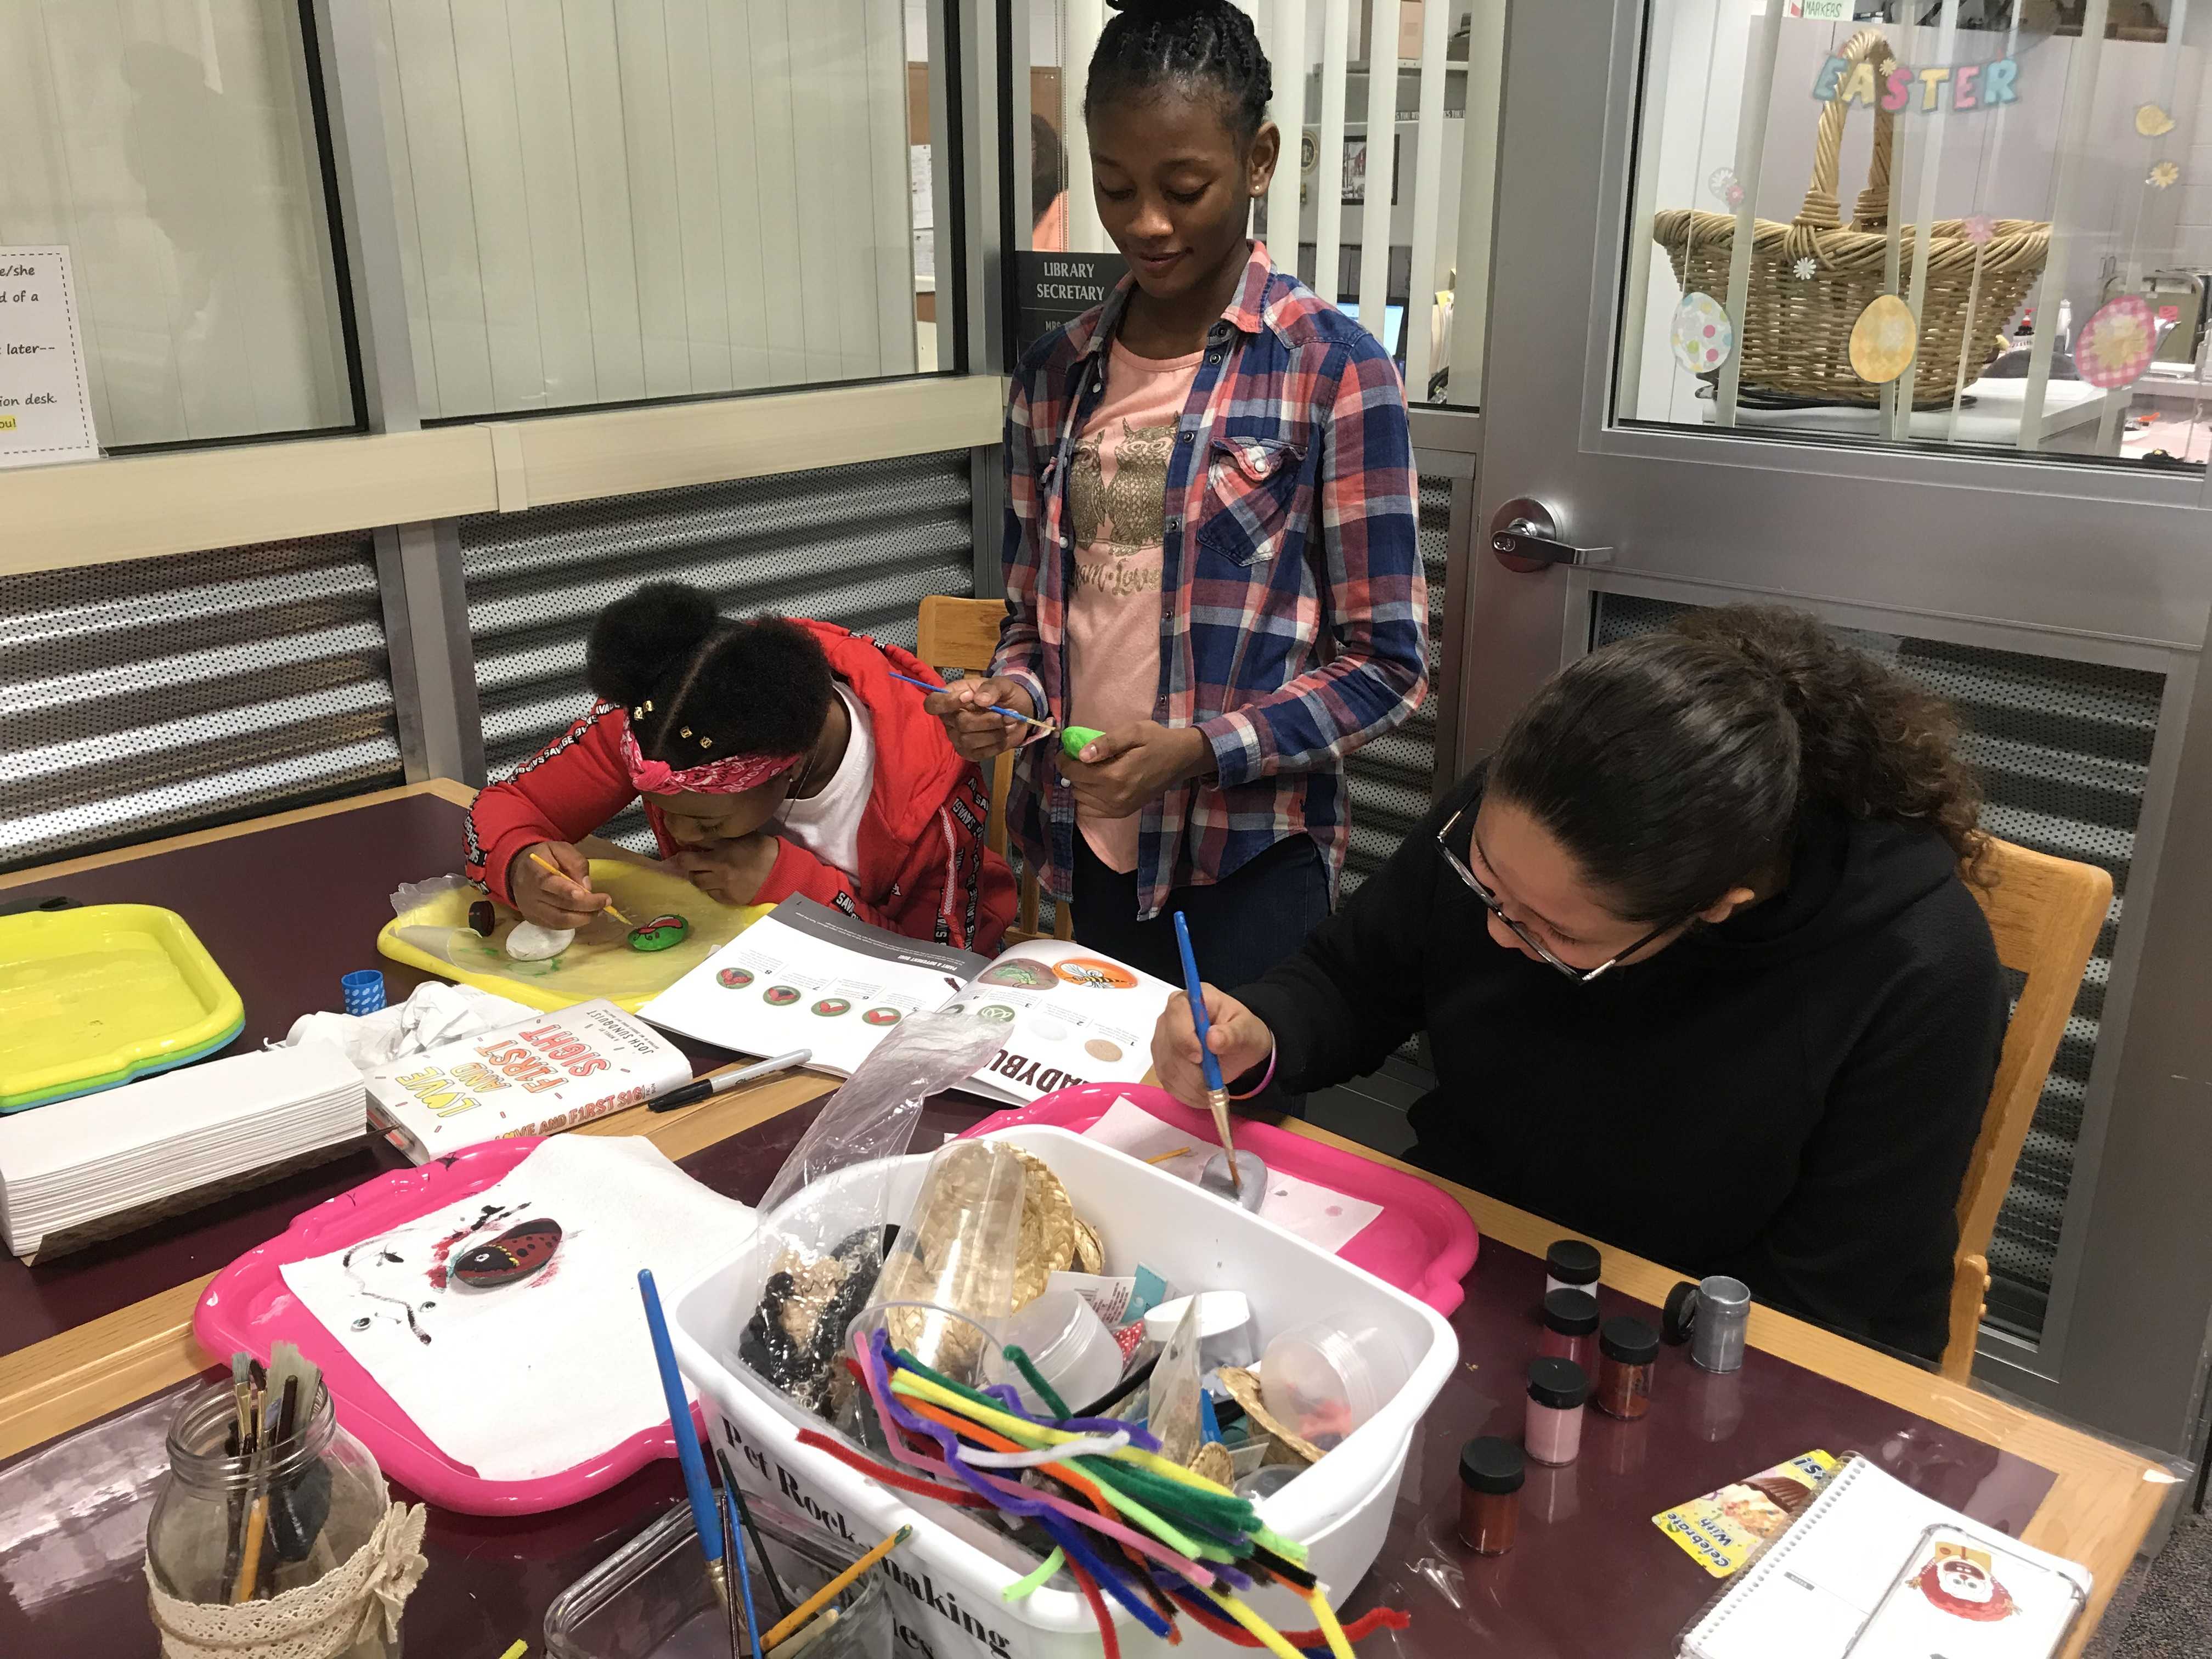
[814,1329,1411,1657]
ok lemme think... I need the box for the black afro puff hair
[587,582,833,765]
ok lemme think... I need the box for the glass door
[1466,0,2212,1454]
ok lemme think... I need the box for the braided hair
[1085,0,1274,146]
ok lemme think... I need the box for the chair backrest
[916,595,1069,943]
[1943,836,2111,1380]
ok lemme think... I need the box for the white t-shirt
[775,684,874,877]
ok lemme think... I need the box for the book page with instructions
[637,896,1175,1104]
[1679,1455,2092,1659]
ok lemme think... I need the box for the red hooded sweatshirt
[464,621,1015,951]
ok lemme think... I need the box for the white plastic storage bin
[670,1127,1459,1659]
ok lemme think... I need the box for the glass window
[0,1,356,449]
[1622,1,2212,471]
[1018,0,1502,408]
[373,0,943,420]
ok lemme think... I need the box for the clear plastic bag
[738,1010,1009,1417]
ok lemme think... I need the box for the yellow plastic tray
[377,860,770,1014]
[0,904,246,1113]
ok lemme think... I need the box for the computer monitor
[1336,300,1408,358]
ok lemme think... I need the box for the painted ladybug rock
[453,1218,563,1288]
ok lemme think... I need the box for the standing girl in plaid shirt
[929,0,1429,992]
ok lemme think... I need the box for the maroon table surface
[0,1094,2058,1659]
[1,793,738,1359]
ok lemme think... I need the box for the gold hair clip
[680,726,692,738]
[644,700,654,713]
[632,707,644,720]
[700,737,713,748]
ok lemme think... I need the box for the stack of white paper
[0,1042,365,1260]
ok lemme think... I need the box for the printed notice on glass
[0,247,98,470]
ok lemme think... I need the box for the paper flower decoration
[1708,166,1740,205]
[1725,180,1746,208]
[2149,161,2180,190]
[2136,103,2176,138]
[1963,215,1996,245]
[1792,256,1818,281]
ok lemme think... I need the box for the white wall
[0,0,351,448]
[375,0,921,421]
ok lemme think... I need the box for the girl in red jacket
[465,584,1015,951]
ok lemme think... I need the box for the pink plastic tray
[195,1138,697,1516]
[961,1082,1479,1315]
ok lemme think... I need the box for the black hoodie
[1238,766,2005,1361]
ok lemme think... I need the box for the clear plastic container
[861,1139,1026,1386]
[986,1289,1126,1415]
[545,1497,894,1659]
[1259,1314,1412,1451]
[1142,1291,1260,1373]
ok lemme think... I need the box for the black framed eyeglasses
[1435,799,1681,983]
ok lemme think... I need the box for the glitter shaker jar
[1543,1238,1601,1300]
[1523,1356,1589,1466]
[1538,1288,1600,1370]
[1595,1314,1659,1420]
[1456,1437,1525,1555]
[1664,1275,1751,1375]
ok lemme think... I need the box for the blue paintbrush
[885,672,1055,731]
[639,1268,730,1609]
[1171,911,1240,1196]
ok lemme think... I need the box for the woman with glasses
[1151,605,2005,1361]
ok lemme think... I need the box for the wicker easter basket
[1652,27,2049,408]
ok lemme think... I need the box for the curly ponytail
[1490,605,1987,925]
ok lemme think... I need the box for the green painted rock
[1061,725,1105,759]
[627,913,691,952]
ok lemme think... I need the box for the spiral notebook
[1678,1455,2092,1659]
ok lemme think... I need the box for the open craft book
[638,896,1174,1105]
[1677,1455,2092,1659]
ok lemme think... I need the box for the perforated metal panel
[1592,592,2160,1343]
[1342,473,1455,894]
[460,453,975,849]
[0,537,403,872]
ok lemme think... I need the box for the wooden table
[0,787,2166,1656]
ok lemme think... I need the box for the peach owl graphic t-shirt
[1066,341,1201,872]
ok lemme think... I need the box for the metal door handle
[1489,498,1613,573]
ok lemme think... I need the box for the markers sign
[0,246,97,470]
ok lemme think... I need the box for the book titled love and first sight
[365,999,691,1163]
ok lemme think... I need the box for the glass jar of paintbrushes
[146,1345,423,1658]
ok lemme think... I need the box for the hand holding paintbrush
[1172,911,1242,1195]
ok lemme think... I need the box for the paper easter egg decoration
[2075,295,2156,390]
[2136,103,2176,138]
[1848,295,1919,383]
[1671,293,1734,374]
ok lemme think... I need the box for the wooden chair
[1944,837,2112,1381]
[917,595,1071,945]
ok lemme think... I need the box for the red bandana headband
[618,716,800,796]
